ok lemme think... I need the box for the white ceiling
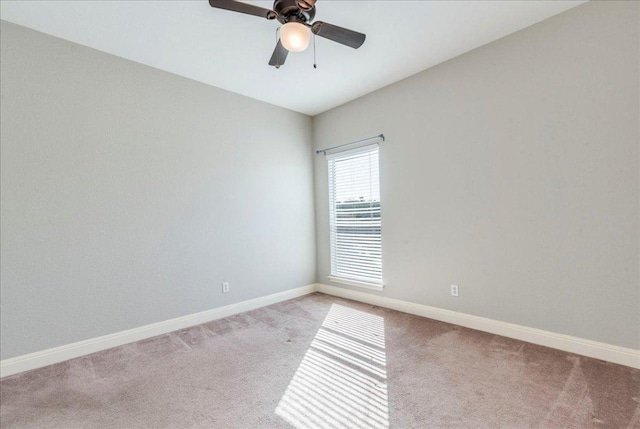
[1,1,585,116]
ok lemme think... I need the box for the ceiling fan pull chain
[313,32,317,69]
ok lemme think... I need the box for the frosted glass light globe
[280,22,311,52]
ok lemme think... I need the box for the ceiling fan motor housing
[273,0,316,24]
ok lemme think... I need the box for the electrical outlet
[222,282,230,293]
[451,285,459,297]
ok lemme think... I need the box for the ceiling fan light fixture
[280,22,311,52]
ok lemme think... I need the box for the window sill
[328,276,384,291]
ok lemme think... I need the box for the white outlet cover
[451,285,459,297]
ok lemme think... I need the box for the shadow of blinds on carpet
[275,304,389,428]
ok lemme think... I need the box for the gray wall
[313,1,640,349]
[0,21,316,360]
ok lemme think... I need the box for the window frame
[326,142,384,291]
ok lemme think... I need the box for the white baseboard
[3,283,638,378]
[0,284,316,378]
[315,283,640,369]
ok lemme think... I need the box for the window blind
[328,144,382,286]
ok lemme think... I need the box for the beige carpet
[1,292,639,428]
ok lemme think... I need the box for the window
[327,143,382,289]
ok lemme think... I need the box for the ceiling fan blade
[311,21,366,49]
[209,0,276,20]
[268,39,289,68]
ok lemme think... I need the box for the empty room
[0,0,638,428]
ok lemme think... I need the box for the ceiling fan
[208,0,366,68]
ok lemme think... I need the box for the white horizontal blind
[328,144,382,285]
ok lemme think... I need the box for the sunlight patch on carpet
[276,304,389,428]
